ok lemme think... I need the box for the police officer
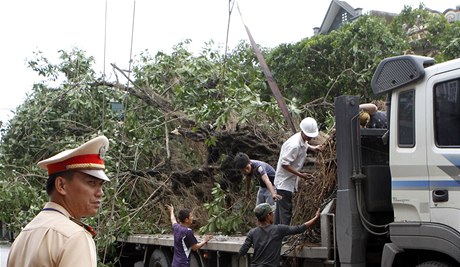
[7,136,110,267]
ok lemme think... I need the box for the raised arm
[360,103,378,114]
[167,205,177,225]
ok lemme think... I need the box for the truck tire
[149,249,171,267]
[416,261,453,267]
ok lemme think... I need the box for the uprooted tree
[1,7,459,265]
[0,43,320,265]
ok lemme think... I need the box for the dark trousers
[274,189,293,225]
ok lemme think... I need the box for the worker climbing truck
[117,55,460,266]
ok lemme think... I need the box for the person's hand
[305,208,321,228]
[204,234,213,242]
[167,204,174,212]
[272,193,283,201]
[314,144,324,152]
[298,172,314,180]
[314,208,320,220]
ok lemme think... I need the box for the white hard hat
[299,117,318,138]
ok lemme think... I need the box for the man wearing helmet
[274,117,323,225]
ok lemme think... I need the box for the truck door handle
[432,189,449,202]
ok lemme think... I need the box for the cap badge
[99,145,107,159]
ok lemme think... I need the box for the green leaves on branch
[200,183,245,235]
[0,178,46,234]
[132,40,285,131]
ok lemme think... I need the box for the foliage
[389,4,456,61]
[267,15,407,122]
[438,21,460,61]
[0,42,282,264]
[199,183,249,235]
[132,40,286,131]
[0,48,137,265]
[0,179,46,234]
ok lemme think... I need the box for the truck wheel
[149,249,171,267]
[416,261,453,267]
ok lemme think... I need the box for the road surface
[0,242,10,267]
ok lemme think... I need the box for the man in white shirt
[274,117,322,225]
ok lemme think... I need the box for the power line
[102,0,108,131]
[103,0,108,80]
[126,0,136,88]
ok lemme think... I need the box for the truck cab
[335,55,460,267]
[382,56,460,266]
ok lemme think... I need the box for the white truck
[117,55,460,267]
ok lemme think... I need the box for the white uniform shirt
[274,132,309,192]
[7,202,97,267]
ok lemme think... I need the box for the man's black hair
[234,152,250,169]
[46,170,74,195]
[178,209,192,223]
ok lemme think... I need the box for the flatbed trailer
[117,200,336,267]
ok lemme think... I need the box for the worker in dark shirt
[234,152,282,205]
[168,205,213,267]
[239,203,320,267]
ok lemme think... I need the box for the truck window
[398,90,415,147]
[434,79,460,147]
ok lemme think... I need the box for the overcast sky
[0,0,456,123]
